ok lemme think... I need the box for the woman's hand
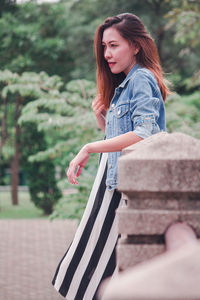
[66,132,143,184]
[66,145,90,185]
[92,94,107,132]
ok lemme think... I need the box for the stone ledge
[117,209,200,235]
[121,192,200,210]
[118,160,200,192]
[118,132,200,193]
[117,243,165,271]
[122,132,200,159]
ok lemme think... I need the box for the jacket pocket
[113,103,130,133]
[113,103,129,118]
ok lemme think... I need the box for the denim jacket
[105,63,166,190]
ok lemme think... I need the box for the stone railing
[99,132,200,300]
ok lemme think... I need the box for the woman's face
[102,27,138,75]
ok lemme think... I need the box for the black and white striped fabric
[52,153,121,300]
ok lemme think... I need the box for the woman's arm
[86,131,142,153]
[67,131,142,184]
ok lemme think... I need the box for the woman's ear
[133,42,140,55]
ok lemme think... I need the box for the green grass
[0,191,47,219]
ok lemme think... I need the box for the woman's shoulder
[127,66,161,97]
[129,66,158,88]
[134,67,156,81]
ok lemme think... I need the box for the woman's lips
[108,62,116,68]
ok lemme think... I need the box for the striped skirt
[52,153,121,299]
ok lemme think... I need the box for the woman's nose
[104,48,112,60]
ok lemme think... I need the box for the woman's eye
[111,44,117,47]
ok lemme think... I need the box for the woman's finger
[66,162,78,185]
[92,101,101,111]
[92,95,103,110]
[76,165,83,177]
[93,99,105,109]
[66,147,89,185]
[93,103,106,116]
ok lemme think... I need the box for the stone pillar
[116,132,200,271]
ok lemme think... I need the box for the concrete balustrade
[99,132,200,300]
[117,131,200,271]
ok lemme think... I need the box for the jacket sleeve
[130,69,162,139]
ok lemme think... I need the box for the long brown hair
[94,13,170,109]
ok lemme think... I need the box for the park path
[0,219,77,300]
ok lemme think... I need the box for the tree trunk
[0,96,7,159]
[11,95,21,205]
[151,0,166,64]
[156,26,165,63]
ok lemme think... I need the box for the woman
[52,13,170,300]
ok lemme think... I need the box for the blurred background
[0,0,200,220]
[0,1,199,299]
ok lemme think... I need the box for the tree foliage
[166,92,200,139]
[0,1,74,81]
[18,74,103,219]
[165,0,200,90]
[1,0,199,91]
[0,70,63,213]
[19,77,102,164]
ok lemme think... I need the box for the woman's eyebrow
[102,40,118,44]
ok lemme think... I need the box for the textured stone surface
[122,131,200,159]
[117,208,178,235]
[117,208,200,235]
[0,219,77,300]
[115,132,200,286]
[122,131,168,156]
[117,243,164,271]
[118,160,200,193]
[121,192,200,210]
[100,241,200,300]
[118,132,200,193]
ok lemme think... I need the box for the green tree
[0,0,17,17]
[1,0,199,93]
[166,92,200,138]
[0,69,62,212]
[0,1,74,81]
[20,123,62,215]
[1,0,196,87]
[19,77,103,219]
[166,0,200,90]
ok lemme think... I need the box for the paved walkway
[0,219,77,300]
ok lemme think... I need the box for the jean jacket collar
[119,63,141,88]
